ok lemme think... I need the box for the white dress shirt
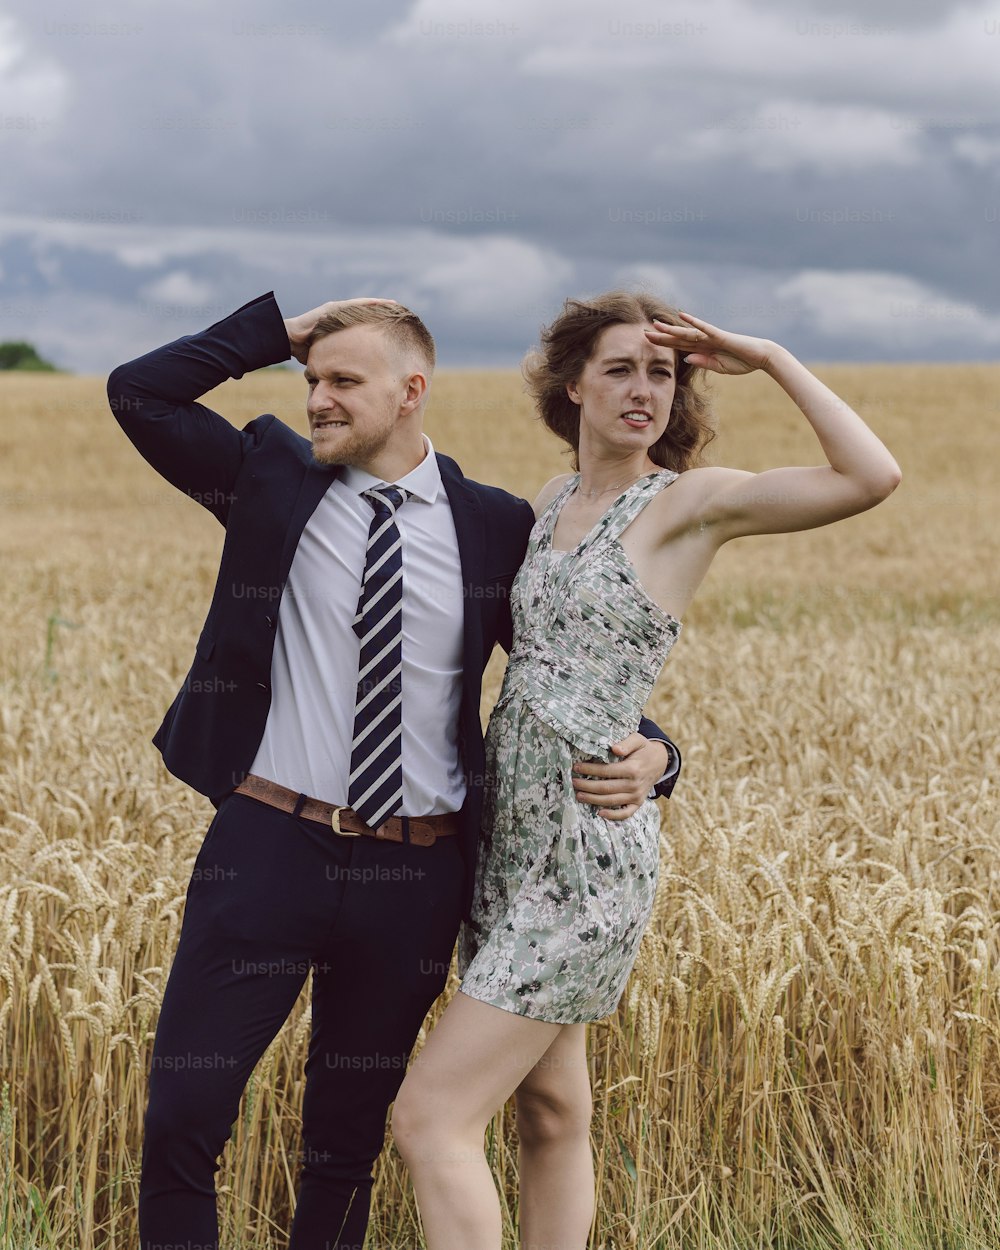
[249,434,467,815]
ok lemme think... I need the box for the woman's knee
[514,1081,593,1148]
[391,1081,443,1163]
[391,1080,482,1171]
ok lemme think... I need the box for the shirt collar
[339,434,441,504]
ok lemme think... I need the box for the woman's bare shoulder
[670,465,753,508]
[532,473,575,519]
[675,465,751,488]
[649,465,754,536]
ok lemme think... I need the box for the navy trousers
[138,791,467,1250]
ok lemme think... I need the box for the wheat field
[1,361,999,1249]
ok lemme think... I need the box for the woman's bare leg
[514,1023,594,1250]
[391,990,564,1250]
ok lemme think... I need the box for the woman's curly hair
[522,290,715,472]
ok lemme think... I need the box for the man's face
[304,324,413,467]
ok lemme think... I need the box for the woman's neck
[575,452,658,500]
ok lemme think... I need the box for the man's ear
[400,370,428,415]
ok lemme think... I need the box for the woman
[390,292,901,1249]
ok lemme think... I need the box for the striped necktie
[348,485,410,828]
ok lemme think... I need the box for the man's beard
[310,416,395,468]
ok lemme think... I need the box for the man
[108,291,681,1250]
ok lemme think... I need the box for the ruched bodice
[499,471,682,757]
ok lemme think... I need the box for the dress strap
[529,473,580,557]
[587,470,679,549]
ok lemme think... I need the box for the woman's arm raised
[646,312,902,542]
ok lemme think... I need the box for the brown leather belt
[233,773,460,847]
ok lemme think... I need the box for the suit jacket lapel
[277,459,341,585]
[438,454,485,695]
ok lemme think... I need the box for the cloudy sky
[1,0,998,371]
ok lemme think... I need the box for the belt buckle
[330,806,359,837]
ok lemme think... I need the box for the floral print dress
[457,470,683,1023]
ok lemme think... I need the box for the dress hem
[457,984,616,1026]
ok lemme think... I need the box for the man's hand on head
[284,297,399,364]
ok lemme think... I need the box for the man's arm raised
[107,292,293,524]
[107,293,398,525]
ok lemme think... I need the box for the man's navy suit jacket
[107,292,681,921]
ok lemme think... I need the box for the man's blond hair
[310,303,436,373]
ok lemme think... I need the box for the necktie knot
[364,485,409,516]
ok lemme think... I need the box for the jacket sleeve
[637,718,682,799]
[106,292,291,525]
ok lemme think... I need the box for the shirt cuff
[647,742,680,797]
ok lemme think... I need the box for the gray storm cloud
[0,0,997,369]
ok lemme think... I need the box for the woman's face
[566,321,677,456]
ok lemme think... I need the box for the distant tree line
[0,341,59,371]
